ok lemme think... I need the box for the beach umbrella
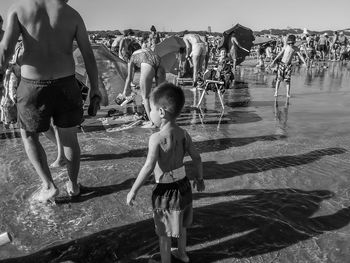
[219,23,255,65]
[154,36,186,75]
[73,44,128,105]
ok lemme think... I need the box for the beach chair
[196,63,234,110]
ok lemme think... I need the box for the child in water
[126,83,205,263]
[269,34,306,98]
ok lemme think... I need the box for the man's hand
[126,191,136,206]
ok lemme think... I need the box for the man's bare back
[13,0,81,79]
[1,0,97,83]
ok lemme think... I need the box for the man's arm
[0,5,21,72]
[75,13,100,99]
[231,36,248,52]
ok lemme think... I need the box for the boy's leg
[20,129,59,201]
[159,236,171,263]
[274,79,281,97]
[176,227,189,261]
[286,82,291,98]
[58,126,80,194]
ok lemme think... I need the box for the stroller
[196,61,234,109]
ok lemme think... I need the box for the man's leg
[57,126,80,194]
[20,129,58,201]
[140,63,155,124]
[44,123,66,168]
[192,54,200,85]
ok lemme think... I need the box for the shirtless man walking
[268,35,306,98]
[0,0,100,202]
[183,32,207,86]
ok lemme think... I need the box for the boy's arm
[127,134,159,205]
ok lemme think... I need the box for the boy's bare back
[153,126,188,176]
[281,45,298,64]
[12,0,86,79]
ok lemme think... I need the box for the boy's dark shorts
[17,75,83,133]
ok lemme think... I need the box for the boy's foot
[50,158,67,168]
[66,182,81,197]
[141,121,156,128]
[287,94,291,98]
[274,93,278,97]
[171,248,190,263]
[32,186,59,203]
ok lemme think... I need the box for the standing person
[149,25,161,51]
[268,35,306,98]
[229,32,249,71]
[0,0,101,202]
[127,83,205,263]
[318,33,329,61]
[183,32,207,86]
[0,15,5,120]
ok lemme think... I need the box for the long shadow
[4,188,350,263]
[71,147,345,204]
[185,147,347,180]
[80,135,283,161]
[54,179,136,204]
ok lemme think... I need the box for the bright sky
[0,0,349,32]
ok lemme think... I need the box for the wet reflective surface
[1,61,350,262]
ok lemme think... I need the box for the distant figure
[268,34,306,98]
[229,32,248,71]
[183,32,207,86]
[318,33,329,61]
[127,83,205,263]
[0,0,101,202]
[148,25,161,51]
[0,15,5,119]
[118,29,135,61]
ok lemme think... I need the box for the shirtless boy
[183,32,207,86]
[0,0,101,202]
[268,35,306,98]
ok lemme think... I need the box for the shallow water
[1,61,350,262]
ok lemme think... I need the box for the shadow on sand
[69,147,346,204]
[80,135,285,161]
[4,188,350,263]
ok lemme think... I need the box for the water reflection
[274,97,289,136]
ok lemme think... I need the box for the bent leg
[57,126,80,192]
[140,63,155,121]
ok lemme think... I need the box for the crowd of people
[0,1,349,262]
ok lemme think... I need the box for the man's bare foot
[32,186,59,203]
[50,158,67,168]
[171,248,190,263]
[287,94,291,98]
[66,181,81,197]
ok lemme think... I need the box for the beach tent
[73,44,128,106]
[219,23,255,65]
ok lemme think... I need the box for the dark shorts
[17,75,83,133]
[152,176,193,237]
[319,44,327,52]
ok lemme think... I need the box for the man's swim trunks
[17,75,83,132]
[277,62,292,83]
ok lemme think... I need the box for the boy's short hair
[151,83,185,118]
[286,34,296,44]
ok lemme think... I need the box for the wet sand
[1,61,350,262]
